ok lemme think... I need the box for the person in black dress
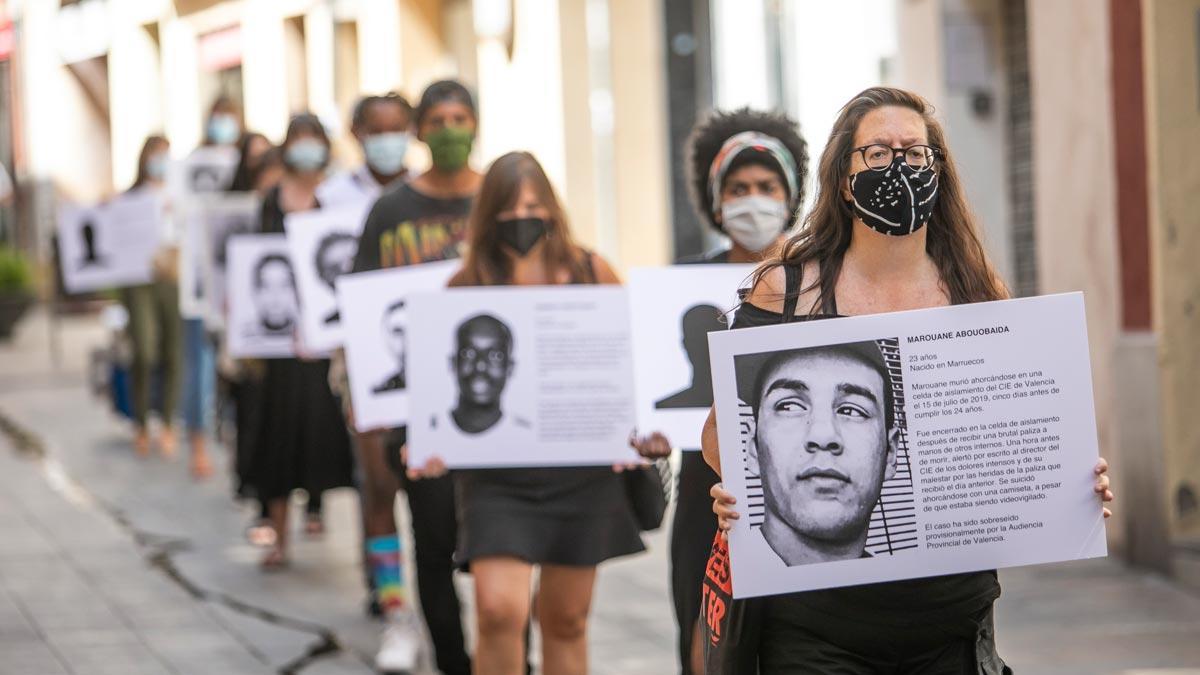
[250,114,354,569]
[704,86,1115,673]
[630,108,809,675]
[407,151,644,675]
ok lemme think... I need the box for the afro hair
[686,107,808,232]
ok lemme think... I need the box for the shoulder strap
[781,264,800,322]
[572,248,597,285]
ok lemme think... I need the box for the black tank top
[731,262,1001,627]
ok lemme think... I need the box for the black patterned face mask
[849,156,939,236]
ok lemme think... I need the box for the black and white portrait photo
[436,313,531,436]
[372,300,408,394]
[654,303,725,409]
[190,164,226,193]
[734,338,915,567]
[313,231,359,324]
[225,234,298,359]
[407,286,637,469]
[337,260,460,431]
[248,253,298,338]
[283,202,370,353]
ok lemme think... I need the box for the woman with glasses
[702,87,1114,673]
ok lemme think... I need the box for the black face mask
[849,156,939,236]
[497,217,548,256]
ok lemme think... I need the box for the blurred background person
[631,107,808,675]
[248,113,354,569]
[342,78,481,675]
[120,135,185,464]
[318,92,414,208]
[228,132,273,193]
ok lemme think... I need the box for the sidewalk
[1,306,1199,675]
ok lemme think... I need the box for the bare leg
[537,565,597,675]
[472,557,533,675]
[262,497,289,569]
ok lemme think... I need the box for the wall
[1026,0,1124,548]
[1143,0,1200,538]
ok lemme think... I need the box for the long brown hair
[132,135,169,189]
[458,151,591,285]
[753,87,1006,312]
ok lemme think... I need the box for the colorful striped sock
[367,535,407,616]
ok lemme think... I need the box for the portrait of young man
[433,313,530,436]
[373,299,407,394]
[249,253,298,338]
[312,231,359,324]
[742,340,900,566]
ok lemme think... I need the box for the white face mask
[720,195,790,252]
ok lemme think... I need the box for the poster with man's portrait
[284,201,371,353]
[224,234,298,359]
[168,146,239,201]
[710,293,1107,598]
[197,193,261,329]
[56,190,164,293]
[407,286,641,469]
[627,265,753,449]
[337,260,461,432]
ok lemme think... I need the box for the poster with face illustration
[225,234,298,359]
[284,201,371,353]
[56,190,165,294]
[627,265,754,450]
[168,145,239,201]
[709,293,1106,598]
[196,193,261,329]
[407,286,641,469]
[337,260,461,432]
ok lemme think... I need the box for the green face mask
[425,126,474,172]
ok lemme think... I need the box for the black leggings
[387,431,472,675]
[671,451,721,675]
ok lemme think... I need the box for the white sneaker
[375,615,421,674]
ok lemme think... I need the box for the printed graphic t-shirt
[351,182,473,274]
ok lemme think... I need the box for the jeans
[181,318,215,434]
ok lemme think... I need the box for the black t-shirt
[730,268,1001,629]
[351,182,473,273]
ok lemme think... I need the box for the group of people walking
[110,76,1114,675]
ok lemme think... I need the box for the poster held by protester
[56,190,164,293]
[709,292,1107,598]
[168,146,238,199]
[407,286,642,469]
[337,260,461,432]
[198,193,261,328]
[627,265,753,449]
[284,201,371,353]
[225,234,298,359]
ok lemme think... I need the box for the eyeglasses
[850,144,941,173]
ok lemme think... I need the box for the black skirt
[250,359,354,501]
[455,466,646,567]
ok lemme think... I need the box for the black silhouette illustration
[654,304,725,409]
[313,231,359,324]
[373,300,408,394]
[78,219,106,269]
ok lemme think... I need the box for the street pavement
[1,307,1198,675]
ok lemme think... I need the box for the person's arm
[351,199,386,274]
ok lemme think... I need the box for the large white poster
[709,292,1107,598]
[338,260,461,432]
[200,194,261,328]
[168,146,238,199]
[628,265,753,449]
[284,201,370,353]
[56,190,164,293]
[225,234,298,359]
[407,286,641,469]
